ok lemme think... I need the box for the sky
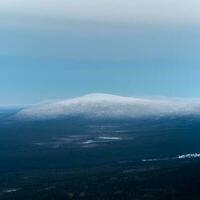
[1,0,200,104]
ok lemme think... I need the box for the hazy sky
[1,0,200,104]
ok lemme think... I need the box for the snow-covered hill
[14,93,200,121]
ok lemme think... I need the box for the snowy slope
[14,93,200,120]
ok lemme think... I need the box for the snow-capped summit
[14,93,200,121]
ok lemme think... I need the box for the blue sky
[1,0,200,104]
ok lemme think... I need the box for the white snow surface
[142,153,200,162]
[14,93,200,120]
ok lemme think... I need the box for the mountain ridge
[13,93,200,121]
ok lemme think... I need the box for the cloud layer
[1,0,200,25]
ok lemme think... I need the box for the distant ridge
[14,93,200,121]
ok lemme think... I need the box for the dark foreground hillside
[1,161,200,200]
[1,117,200,199]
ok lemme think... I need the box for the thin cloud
[1,0,200,26]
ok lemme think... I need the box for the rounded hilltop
[14,93,200,121]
